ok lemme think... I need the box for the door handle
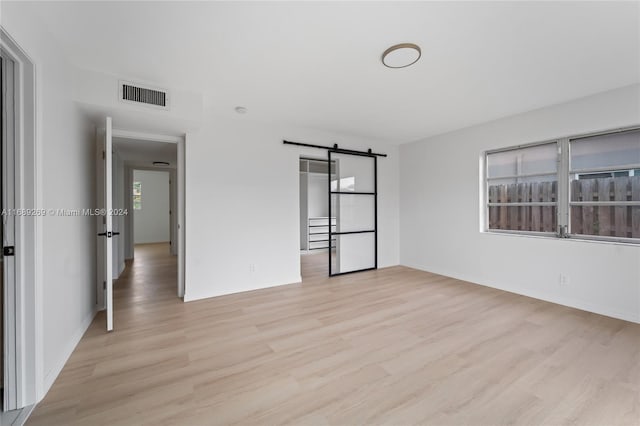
[97,231,120,238]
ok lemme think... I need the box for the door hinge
[103,281,106,290]
[102,150,105,159]
[3,246,15,256]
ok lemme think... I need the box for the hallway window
[133,181,142,210]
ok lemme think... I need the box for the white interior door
[96,117,113,331]
[2,52,18,411]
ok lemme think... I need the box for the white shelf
[308,217,336,250]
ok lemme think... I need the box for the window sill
[482,230,640,247]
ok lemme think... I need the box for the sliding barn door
[328,150,377,276]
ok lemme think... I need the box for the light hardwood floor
[28,244,640,425]
[300,251,328,281]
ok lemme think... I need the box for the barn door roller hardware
[283,140,387,157]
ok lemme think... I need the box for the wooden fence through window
[488,176,640,238]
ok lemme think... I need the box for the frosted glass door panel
[330,233,375,275]
[328,150,377,276]
[331,153,375,193]
[330,194,375,232]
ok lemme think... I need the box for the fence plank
[531,182,541,232]
[519,183,530,231]
[542,182,553,232]
[581,179,595,235]
[499,184,508,230]
[613,177,629,238]
[508,184,518,230]
[488,185,496,229]
[632,176,640,238]
[570,180,582,234]
[552,181,558,232]
[598,178,612,237]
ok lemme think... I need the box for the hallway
[115,243,177,308]
[28,243,180,425]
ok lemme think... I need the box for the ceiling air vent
[119,80,169,110]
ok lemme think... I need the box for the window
[133,181,142,210]
[486,142,558,233]
[485,127,640,243]
[569,130,640,239]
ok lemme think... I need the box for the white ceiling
[31,1,640,144]
[113,137,177,169]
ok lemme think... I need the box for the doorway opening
[299,157,335,280]
[97,129,183,331]
[131,168,174,270]
[293,140,383,281]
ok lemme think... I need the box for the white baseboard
[42,306,97,395]
[402,262,640,324]
[0,403,35,426]
[184,275,303,302]
[12,404,34,426]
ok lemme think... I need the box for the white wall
[184,115,400,301]
[169,169,178,256]
[307,173,328,217]
[1,2,97,401]
[133,170,170,244]
[73,67,203,135]
[400,84,640,323]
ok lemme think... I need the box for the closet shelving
[300,158,336,252]
[308,217,336,250]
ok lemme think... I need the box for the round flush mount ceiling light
[235,106,248,114]
[381,43,421,68]
[152,161,170,167]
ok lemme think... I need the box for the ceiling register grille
[120,81,169,109]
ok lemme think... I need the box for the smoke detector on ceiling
[119,80,170,110]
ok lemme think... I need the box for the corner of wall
[398,84,640,325]
[184,275,303,303]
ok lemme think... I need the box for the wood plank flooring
[300,251,328,281]
[27,244,640,425]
